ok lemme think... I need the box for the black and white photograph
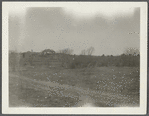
[2,2,147,114]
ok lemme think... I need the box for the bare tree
[80,49,86,55]
[57,48,74,68]
[86,47,95,55]
[58,48,74,55]
[124,48,140,56]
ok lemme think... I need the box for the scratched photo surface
[9,7,140,107]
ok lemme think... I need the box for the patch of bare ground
[9,66,139,107]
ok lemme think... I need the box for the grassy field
[9,66,140,107]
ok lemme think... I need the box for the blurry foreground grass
[9,66,140,107]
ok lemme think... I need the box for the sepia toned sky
[9,6,140,55]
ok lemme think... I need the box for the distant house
[19,49,63,67]
[41,49,55,55]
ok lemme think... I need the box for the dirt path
[9,73,139,107]
[10,73,128,98]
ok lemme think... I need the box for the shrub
[69,54,139,69]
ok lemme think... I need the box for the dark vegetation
[9,48,140,107]
[68,54,139,69]
[9,51,140,70]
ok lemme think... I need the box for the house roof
[42,49,55,53]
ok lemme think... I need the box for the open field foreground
[9,66,140,107]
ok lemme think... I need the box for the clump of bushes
[10,51,140,69]
[69,55,97,69]
[67,54,140,69]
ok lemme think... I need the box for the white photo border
[2,2,147,114]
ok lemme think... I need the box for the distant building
[41,49,55,55]
[19,49,69,67]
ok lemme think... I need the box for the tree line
[9,47,140,69]
[57,47,140,68]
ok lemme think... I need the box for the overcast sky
[9,6,140,56]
